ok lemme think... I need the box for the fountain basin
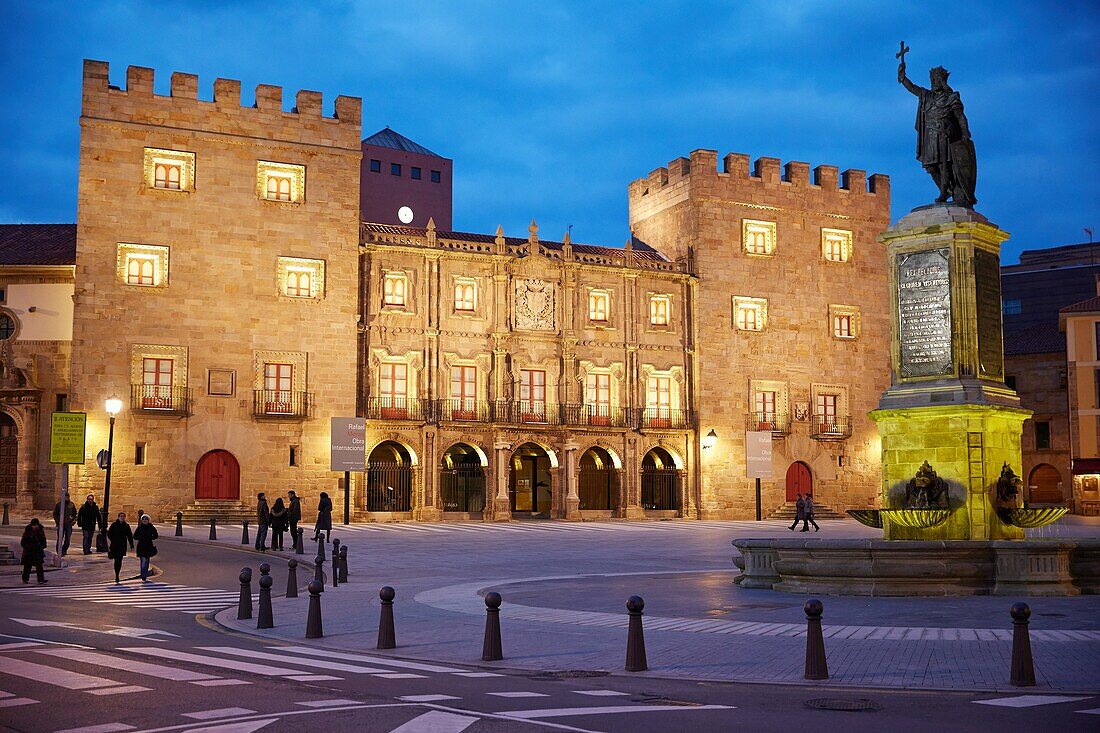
[846,509,883,529]
[879,508,951,529]
[997,507,1069,528]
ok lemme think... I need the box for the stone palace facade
[0,61,893,522]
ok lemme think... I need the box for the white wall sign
[745,431,773,479]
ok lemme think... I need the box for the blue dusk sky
[1,1,1097,264]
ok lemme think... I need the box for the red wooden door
[785,461,812,502]
[195,450,240,500]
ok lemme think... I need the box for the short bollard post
[286,558,298,598]
[257,574,274,629]
[295,527,305,555]
[209,517,217,540]
[314,555,325,589]
[331,539,340,588]
[625,595,647,672]
[2,503,8,525]
[1010,602,1036,687]
[482,591,503,661]
[377,586,396,649]
[305,580,324,639]
[175,511,183,537]
[236,568,253,621]
[241,520,250,546]
[803,598,829,680]
[339,545,348,584]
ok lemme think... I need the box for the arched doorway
[366,441,413,512]
[578,447,620,512]
[641,447,680,511]
[440,443,485,514]
[785,461,812,502]
[1028,463,1064,504]
[510,443,553,518]
[195,450,240,500]
[0,413,16,499]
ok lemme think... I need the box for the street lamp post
[97,396,122,552]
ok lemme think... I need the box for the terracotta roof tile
[0,224,76,266]
[1060,296,1100,314]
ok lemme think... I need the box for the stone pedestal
[872,205,1031,541]
[490,497,511,522]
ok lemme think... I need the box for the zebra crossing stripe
[197,647,396,675]
[119,647,307,677]
[8,582,250,614]
[34,648,230,684]
[0,654,127,692]
[276,646,466,674]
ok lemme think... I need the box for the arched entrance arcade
[641,446,680,512]
[509,443,553,518]
[366,441,414,513]
[0,413,17,501]
[578,446,621,513]
[440,443,486,515]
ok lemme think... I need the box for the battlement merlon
[628,148,890,218]
[80,60,362,150]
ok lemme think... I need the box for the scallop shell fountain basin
[846,509,883,529]
[997,507,1069,528]
[878,508,951,529]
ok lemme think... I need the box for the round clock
[398,206,414,224]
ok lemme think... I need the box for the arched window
[127,257,156,286]
[155,163,181,190]
[287,271,312,298]
[0,314,15,341]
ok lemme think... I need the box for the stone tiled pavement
[195,516,1100,693]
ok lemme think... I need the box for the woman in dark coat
[269,498,288,551]
[133,514,158,581]
[313,492,332,543]
[107,512,134,584]
[20,518,48,584]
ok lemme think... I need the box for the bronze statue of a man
[897,43,977,208]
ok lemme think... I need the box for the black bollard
[209,517,217,540]
[804,598,829,680]
[257,574,274,629]
[295,527,305,555]
[339,545,348,584]
[313,555,325,589]
[331,539,340,588]
[241,520,250,546]
[236,568,253,620]
[1010,602,1036,687]
[305,579,324,639]
[625,595,647,672]
[286,558,299,598]
[175,511,183,537]
[4,502,11,525]
[377,586,396,649]
[482,591,503,661]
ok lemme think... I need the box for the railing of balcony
[252,390,312,419]
[493,401,562,425]
[563,404,631,428]
[638,407,695,430]
[437,399,491,423]
[809,414,852,440]
[745,411,791,435]
[364,397,431,422]
[130,384,191,415]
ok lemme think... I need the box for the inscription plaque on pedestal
[897,248,953,378]
[974,249,1004,380]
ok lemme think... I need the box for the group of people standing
[789,493,821,532]
[252,490,333,552]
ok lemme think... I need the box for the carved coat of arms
[514,279,555,331]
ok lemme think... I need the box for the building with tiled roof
[0,224,77,265]
[361,127,452,229]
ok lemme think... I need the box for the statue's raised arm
[896,42,978,208]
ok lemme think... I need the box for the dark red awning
[1072,458,1100,475]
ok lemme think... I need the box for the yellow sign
[50,412,87,465]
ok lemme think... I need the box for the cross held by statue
[896,41,910,62]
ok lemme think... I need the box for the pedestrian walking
[134,514,159,581]
[269,497,288,551]
[52,497,76,555]
[255,493,269,552]
[76,494,101,555]
[802,494,820,532]
[20,518,47,584]
[312,491,332,543]
[287,490,301,550]
[789,493,805,531]
[106,512,134,584]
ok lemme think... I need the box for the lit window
[380,363,407,401]
[742,220,776,256]
[815,393,839,426]
[263,363,294,414]
[141,358,173,410]
[755,391,776,423]
[454,279,476,312]
[1003,299,1022,315]
[646,375,672,427]
[833,314,852,338]
[144,148,194,192]
[118,244,169,288]
[829,305,860,340]
[650,295,670,326]
[257,161,305,203]
[586,372,611,425]
[519,369,547,422]
[449,365,477,419]
[278,257,324,300]
[733,297,767,332]
[589,291,609,322]
[821,228,852,263]
[383,272,407,307]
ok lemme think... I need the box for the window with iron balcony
[586,372,612,425]
[518,369,548,423]
[646,376,671,427]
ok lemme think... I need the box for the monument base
[870,403,1031,540]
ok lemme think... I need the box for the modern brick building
[360,128,452,230]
